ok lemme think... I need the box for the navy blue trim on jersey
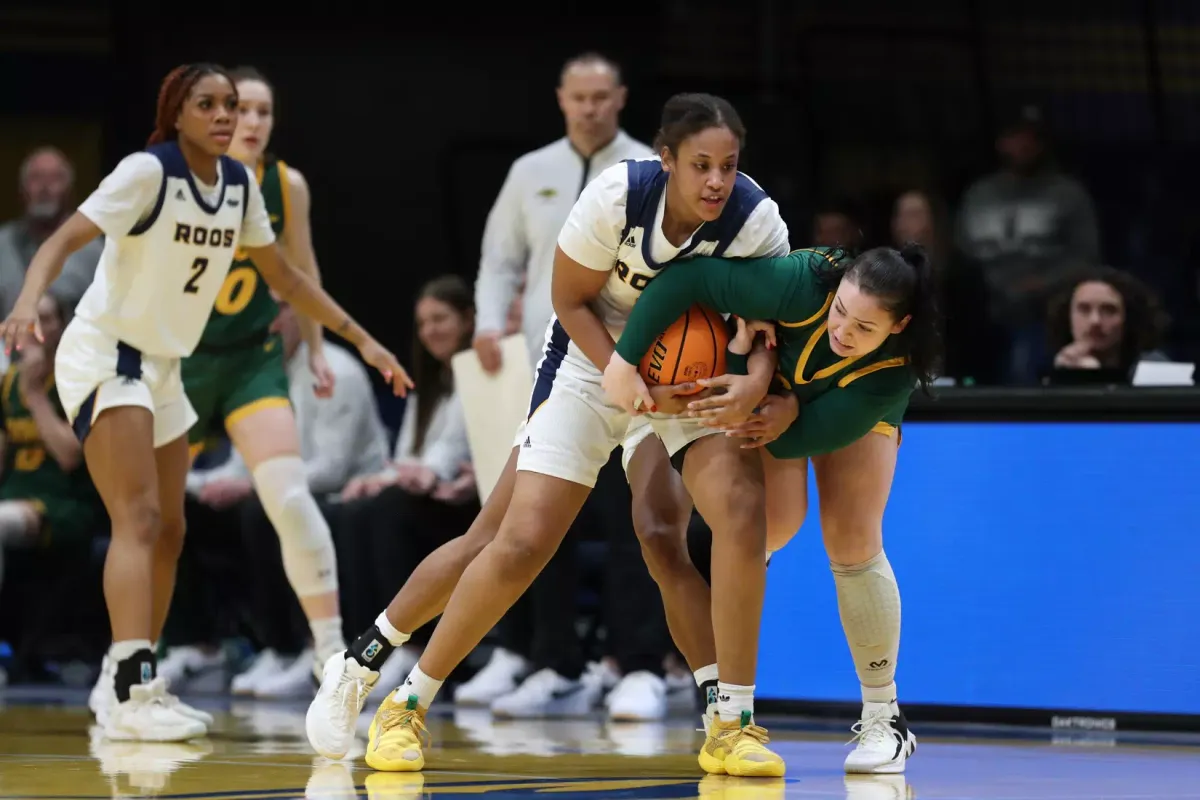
[143,142,247,217]
[526,321,570,421]
[71,342,144,443]
[128,169,168,237]
[619,159,769,269]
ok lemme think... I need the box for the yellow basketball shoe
[697,711,786,778]
[364,692,429,772]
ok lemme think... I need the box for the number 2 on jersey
[184,257,208,294]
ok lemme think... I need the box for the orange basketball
[638,304,729,395]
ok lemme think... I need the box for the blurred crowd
[0,53,1186,716]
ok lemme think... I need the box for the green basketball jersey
[197,155,289,347]
[0,365,94,504]
[616,247,915,459]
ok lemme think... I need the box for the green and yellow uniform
[0,365,101,545]
[615,247,915,459]
[182,155,293,447]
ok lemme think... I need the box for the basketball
[638,304,729,395]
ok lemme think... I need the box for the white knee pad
[251,455,339,597]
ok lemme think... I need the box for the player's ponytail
[844,243,944,394]
[147,63,234,147]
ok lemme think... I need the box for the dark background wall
[5,0,1200,404]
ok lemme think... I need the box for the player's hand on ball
[0,301,43,355]
[688,373,766,427]
[603,352,656,415]
[308,349,336,398]
[359,338,413,397]
[648,383,711,416]
[722,393,799,448]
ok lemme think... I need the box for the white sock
[310,617,345,662]
[716,681,754,723]
[693,663,719,687]
[400,664,444,710]
[375,610,412,647]
[863,682,897,706]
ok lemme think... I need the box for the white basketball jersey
[556,157,790,346]
[74,142,251,358]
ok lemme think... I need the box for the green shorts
[182,333,291,445]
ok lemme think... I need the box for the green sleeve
[615,251,826,364]
[766,368,914,459]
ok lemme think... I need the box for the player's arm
[240,170,412,396]
[3,153,160,349]
[278,166,326,356]
[551,247,617,371]
[765,368,912,459]
[250,244,410,395]
[613,251,815,366]
[249,244,408,388]
[2,214,101,349]
[551,165,629,372]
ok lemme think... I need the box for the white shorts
[512,319,716,487]
[55,317,198,448]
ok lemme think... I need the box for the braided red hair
[147,63,235,147]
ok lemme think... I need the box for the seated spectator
[890,188,997,382]
[164,296,389,696]
[1044,267,1170,383]
[956,105,1101,384]
[0,295,104,676]
[335,275,477,685]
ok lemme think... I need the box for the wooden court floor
[2,688,1200,799]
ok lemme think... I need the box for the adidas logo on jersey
[227,197,240,207]
[175,188,186,201]
[523,436,532,448]
[623,233,637,247]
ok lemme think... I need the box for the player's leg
[362,470,591,772]
[56,324,205,741]
[761,449,809,555]
[811,426,914,774]
[83,404,204,742]
[623,427,718,715]
[145,435,187,655]
[306,446,520,759]
[362,363,624,773]
[677,433,784,777]
[224,344,344,675]
[143,364,214,727]
[382,446,520,633]
[146,431,216,728]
